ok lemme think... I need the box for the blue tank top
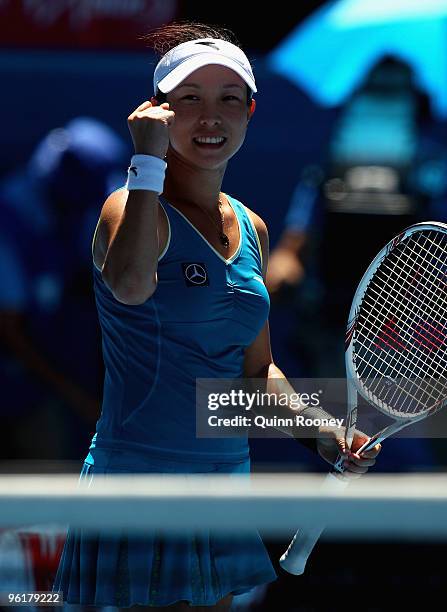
[89,191,269,462]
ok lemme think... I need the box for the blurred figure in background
[0,117,128,463]
[268,56,436,376]
[267,56,442,470]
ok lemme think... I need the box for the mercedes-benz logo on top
[182,262,209,286]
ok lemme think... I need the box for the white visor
[153,38,257,96]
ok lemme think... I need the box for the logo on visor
[196,41,220,50]
[182,263,209,287]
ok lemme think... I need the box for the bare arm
[243,207,380,471]
[243,207,305,400]
[100,189,161,304]
[243,207,294,384]
[100,99,175,305]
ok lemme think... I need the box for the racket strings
[368,231,447,344]
[378,239,447,361]
[355,323,444,414]
[365,251,447,376]
[386,242,447,310]
[357,300,447,409]
[399,238,447,311]
[357,234,447,414]
[359,232,447,412]
[354,332,445,416]
[384,233,447,370]
[353,229,447,416]
[364,284,445,357]
[358,238,447,382]
[363,290,443,358]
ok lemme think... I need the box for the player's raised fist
[127,98,175,159]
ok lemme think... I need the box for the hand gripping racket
[280,221,447,575]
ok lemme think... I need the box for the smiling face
[160,64,255,170]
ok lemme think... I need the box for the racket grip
[279,525,325,575]
[279,471,348,575]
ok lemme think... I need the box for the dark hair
[142,21,254,106]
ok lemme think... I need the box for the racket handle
[279,471,348,575]
[279,525,325,575]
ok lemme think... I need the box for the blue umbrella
[266,0,447,117]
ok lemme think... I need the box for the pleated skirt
[52,448,277,607]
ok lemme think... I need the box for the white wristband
[125,154,167,194]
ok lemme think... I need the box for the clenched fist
[127,99,175,160]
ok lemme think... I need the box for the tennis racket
[280,221,447,575]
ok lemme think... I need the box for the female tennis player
[53,22,380,611]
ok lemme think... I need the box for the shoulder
[93,187,168,270]
[242,204,268,239]
[240,203,269,275]
[92,187,127,269]
[101,186,128,227]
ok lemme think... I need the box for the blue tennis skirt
[52,448,277,607]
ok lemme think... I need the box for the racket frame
[280,221,447,574]
[342,221,447,458]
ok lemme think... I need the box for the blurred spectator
[267,56,438,374]
[266,56,443,470]
[0,117,128,463]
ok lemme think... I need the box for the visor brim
[156,54,257,95]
